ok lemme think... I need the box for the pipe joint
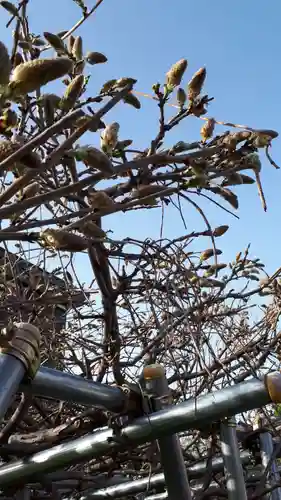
[0,323,41,379]
[264,372,281,403]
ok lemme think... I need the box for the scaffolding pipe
[220,417,247,500]
[0,373,280,488]
[76,450,251,499]
[0,324,41,421]
[0,354,26,421]
[259,430,281,500]
[19,366,128,413]
[143,364,192,500]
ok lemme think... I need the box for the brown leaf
[212,225,229,237]
[208,186,239,210]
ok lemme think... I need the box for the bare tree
[0,0,280,497]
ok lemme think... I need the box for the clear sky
[0,0,280,281]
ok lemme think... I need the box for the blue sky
[0,0,280,281]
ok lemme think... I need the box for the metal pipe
[143,482,224,500]
[19,366,127,413]
[259,430,281,500]
[220,417,247,500]
[143,364,192,500]
[76,451,251,499]
[0,354,26,421]
[0,374,280,487]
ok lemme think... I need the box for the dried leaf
[116,139,133,149]
[0,1,18,16]
[43,32,66,54]
[208,186,239,210]
[222,173,244,186]
[123,92,141,109]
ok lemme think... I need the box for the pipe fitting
[0,323,41,379]
[264,372,281,404]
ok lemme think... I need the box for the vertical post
[259,430,281,500]
[0,323,40,421]
[220,417,247,500]
[143,364,192,500]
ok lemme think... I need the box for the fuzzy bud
[177,87,186,107]
[200,118,215,143]
[166,59,188,88]
[0,40,11,85]
[59,74,84,112]
[20,181,41,200]
[100,122,119,155]
[86,51,107,65]
[72,36,83,61]
[39,229,88,252]
[188,67,206,100]
[74,146,114,176]
[100,79,117,94]
[82,221,106,239]
[9,58,73,95]
[115,77,137,88]
[87,191,116,210]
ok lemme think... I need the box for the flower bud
[9,57,73,95]
[74,146,114,176]
[100,122,119,155]
[200,118,215,143]
[0,40,11,85]
[59,74,84,111]
[177,87,186,107]
[188,67,206,100]
[86,51,107,65]
[166,59,188,88]
[72,36,83,61]
[87,190,116,210]
[39,229,88,252]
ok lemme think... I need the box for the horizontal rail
[19,366,127,413]
[0,374,279,487]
